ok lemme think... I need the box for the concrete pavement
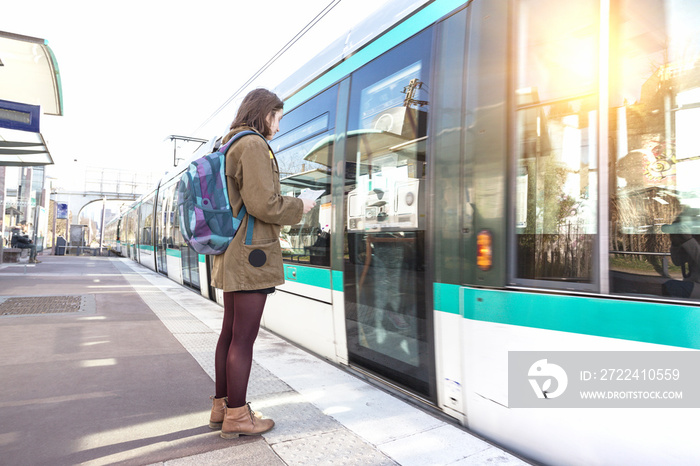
[0,255,530,466]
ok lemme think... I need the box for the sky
[2,0,392,192]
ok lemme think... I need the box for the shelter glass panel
[1,166,43,247]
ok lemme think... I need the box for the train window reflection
[359,61,423,129]
[610,0,700,299]
[276,89,336,267]
[124,206,138,260]
[514,0,599,287]
[272,113,329,154]
[343,27,432,396]
[516,0,598,102]
[140,196,154,249]
[156,180,177,275]
[279,160,332,266]
[515,97,598,283]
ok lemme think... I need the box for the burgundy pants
[214,291,267,407]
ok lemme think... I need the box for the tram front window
[610,0,700,299]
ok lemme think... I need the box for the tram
[104,0,700,463]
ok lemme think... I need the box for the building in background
[0,31,62,261]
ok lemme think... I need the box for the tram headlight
[477,229,493,271]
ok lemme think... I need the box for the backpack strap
[219,129,267,153]
[234,204,254,246]
[246,216,255,245]
[223,130,268,246]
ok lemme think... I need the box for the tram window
[167,186,177,248]
[347,58,428,235]
[158,181,177,250]
[272,113,330,154]
[276,87,337,266]
[514,0,598,286]
[276,85,338,148]
[516,0,598,103]
[168,176,200,289]
[609,0,700,299]
[343,28,431,392]
[171,179,185,249]
[156,181,177,274]
[125,206,138,259]
[140,196,154,247]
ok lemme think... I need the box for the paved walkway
[0,255,531,465]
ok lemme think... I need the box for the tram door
[343,30,435,399]
[180,246,200,290]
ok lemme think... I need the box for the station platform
[0,255,531,466]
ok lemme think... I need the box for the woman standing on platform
[208,88,315,439]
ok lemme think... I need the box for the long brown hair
[229,88,283,136]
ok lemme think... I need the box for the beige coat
[210,126,303,291]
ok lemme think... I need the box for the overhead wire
[191,0,342,136]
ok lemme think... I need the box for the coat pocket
[236,238,284,288]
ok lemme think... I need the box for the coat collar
[222,126,265,144]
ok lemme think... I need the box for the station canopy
[0,31,63,166]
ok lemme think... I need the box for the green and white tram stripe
[435,283,700,350]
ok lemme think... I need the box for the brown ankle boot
[211,396,262,429]
[209,396,227,429]
[220,403,274,439]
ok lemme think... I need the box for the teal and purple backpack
[177,130,265,255]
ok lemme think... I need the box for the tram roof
[0,31,63,167]
[274,0,430,105]
[166,0,443,182]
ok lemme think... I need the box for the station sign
[57,203,68,219]
[0,99,40,132]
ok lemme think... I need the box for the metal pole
[99,196,106,254]
[0,166,6,264]
[52,196,57,255]
[597,0,610,294]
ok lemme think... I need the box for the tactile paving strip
[248,361,294,398]
[255,392,345,444]
[174,332,219,379]
[272,429,398,466]
[0,295,94,316]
